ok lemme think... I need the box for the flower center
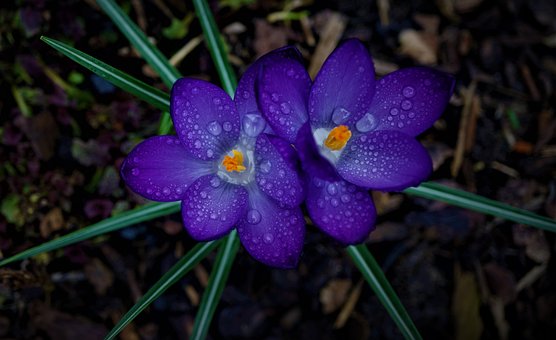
[324,125,352,151]
[217,146,255,186]
[222,149,246,172]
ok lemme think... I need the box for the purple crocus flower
[120,49,305,268]
[257,39,455,244]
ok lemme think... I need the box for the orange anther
[222,149,246,172]
[324,125,352,150]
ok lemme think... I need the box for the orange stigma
[324,125,352,150]
[222,150,246,172]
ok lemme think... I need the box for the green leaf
[404,182,556,232]
[347,244,422,340]
[0,202,180,267]
[96,0,181,89]
[105,240,221,340]
[192,0,237,96]
[1,193,23,226]
[162,14,194,40]
[191,230,240,340]
[40,36,170,112]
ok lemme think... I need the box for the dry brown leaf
[84,258,114,295]
[308,11,347,78]
[483,262,516,304]
[39,207,64,238]
[399,29,438,65]
[319,278,352,314]
[333,280,363,329]
[452,265,483,340]
[512,226,551,263]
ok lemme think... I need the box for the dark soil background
[1,0,555,339]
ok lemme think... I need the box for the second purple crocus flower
[120,49,306,268]
[257,39,455,244]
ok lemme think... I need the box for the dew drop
[194,140,202,149]
[200,191,208,198]
[341,194,351,203]
[247,209,261,224]
[242,113,266,137]
[259,160,271,174]
[330,198,339,207]
[242,91,250,99]
[210,177,221,188]
[163,187,170,195]
[210,213,218,220]
[390,108,399,116]
[332,107,352,125]
[131,168,140,176]
[402,86,415,98]
[286,68,295,77]
[206,149,214,157]
[280,102,292,114]
[263,233,274,244]
[401,100,412,110]
[355,113,378,133]
[222,121,232,132]
[207,120,222,136]
[191,87,199,94]
[327,183,338,196]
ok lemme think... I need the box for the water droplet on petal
[390,108,399,116]
[242,113,266,137]
[200,191,208,199]
[259,160,271,174]
[194,140,202,148]
[401,100,412,110]
[191,87,199,94]
[247,209,261,224]
[210,177,221,188]
[280,102,292,114]
[263,233,274,244]
[332,107,352,125]
[222,121,232,132]
[402,86,415,98]
[341,194,351,203]
[207,121,222,136]
[327,183,338,196]
[355,113,378,133]
[131,168,140,176]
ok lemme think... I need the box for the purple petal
[235,47,303,137]
[121,136,211,202]
[337,130,432,191]
[306,176,376,244]
[181,175,248,241]
[295,122,338,181]
[171,78,240,160]
[363,67,455,136]
[237,187,304,268]
[256,48,311,143]
[309,39,375,128]
[255,134,304,207]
